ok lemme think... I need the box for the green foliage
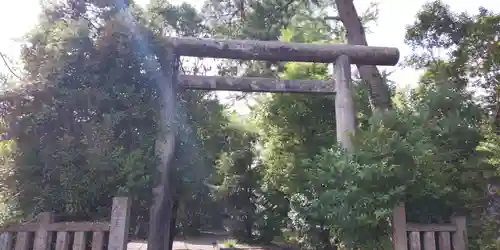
[256,23,337,197]
[252,13,382,248]
[289,84,488,249]
[212,118,283,243]
[405,0,500,120]
[405,2,500,247]
[0,1,498,250]
[0,140,19,224]
[223,239,238,248]
[0,0,228,238]
[147,0,208,36]
[213,123,259,241]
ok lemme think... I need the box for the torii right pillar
[334,55,356,152]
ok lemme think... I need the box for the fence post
[108,197,131,250]
[452,216,467,250]
[0,232,13,250]
[33,212,54,250]
[392,203,408,250]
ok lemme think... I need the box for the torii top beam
[163,37,400,66]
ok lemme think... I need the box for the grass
[221,239,251,248]
[222,239,238,248]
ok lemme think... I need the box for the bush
[288,85,490,249]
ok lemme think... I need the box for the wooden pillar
[392,204,408,250]
[147,48,181,250]
[92,232,105,250]
[334,55,356,152]
[33,212,54,250]
[108,197,131,250]
[452,216,467,250]
[55,232,70,250]
[0,232,13,250]
[14,232,30,250]
[73,232,86,250]
[423,232,436,250]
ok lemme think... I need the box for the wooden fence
[392,204,467,250]
[0,197,130,250]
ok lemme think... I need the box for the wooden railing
[392,204,467,250]
[0,197,130,250]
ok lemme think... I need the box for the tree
[405,3,500,247]
[212,121,261,242]
[333,0,392,110]
[289,78,488,249]
[0,0,229,243]
[405,0,500,130]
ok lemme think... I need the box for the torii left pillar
[148,48,180,250]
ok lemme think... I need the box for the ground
[127,234,265,250]
[128,240,218,250]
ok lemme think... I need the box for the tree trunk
[168,198,179,250]
[493,86,500,135]
[318,225,336,250]
[334,0,392,111]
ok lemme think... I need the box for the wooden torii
[148,37,400,250]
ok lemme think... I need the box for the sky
[0,0,499,103]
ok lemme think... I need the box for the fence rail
[0,197,130,250]
[392,204,467,250]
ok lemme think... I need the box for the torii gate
[148,37,400,250]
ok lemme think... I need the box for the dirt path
[127,234,233,250]
[128,241,217,250]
